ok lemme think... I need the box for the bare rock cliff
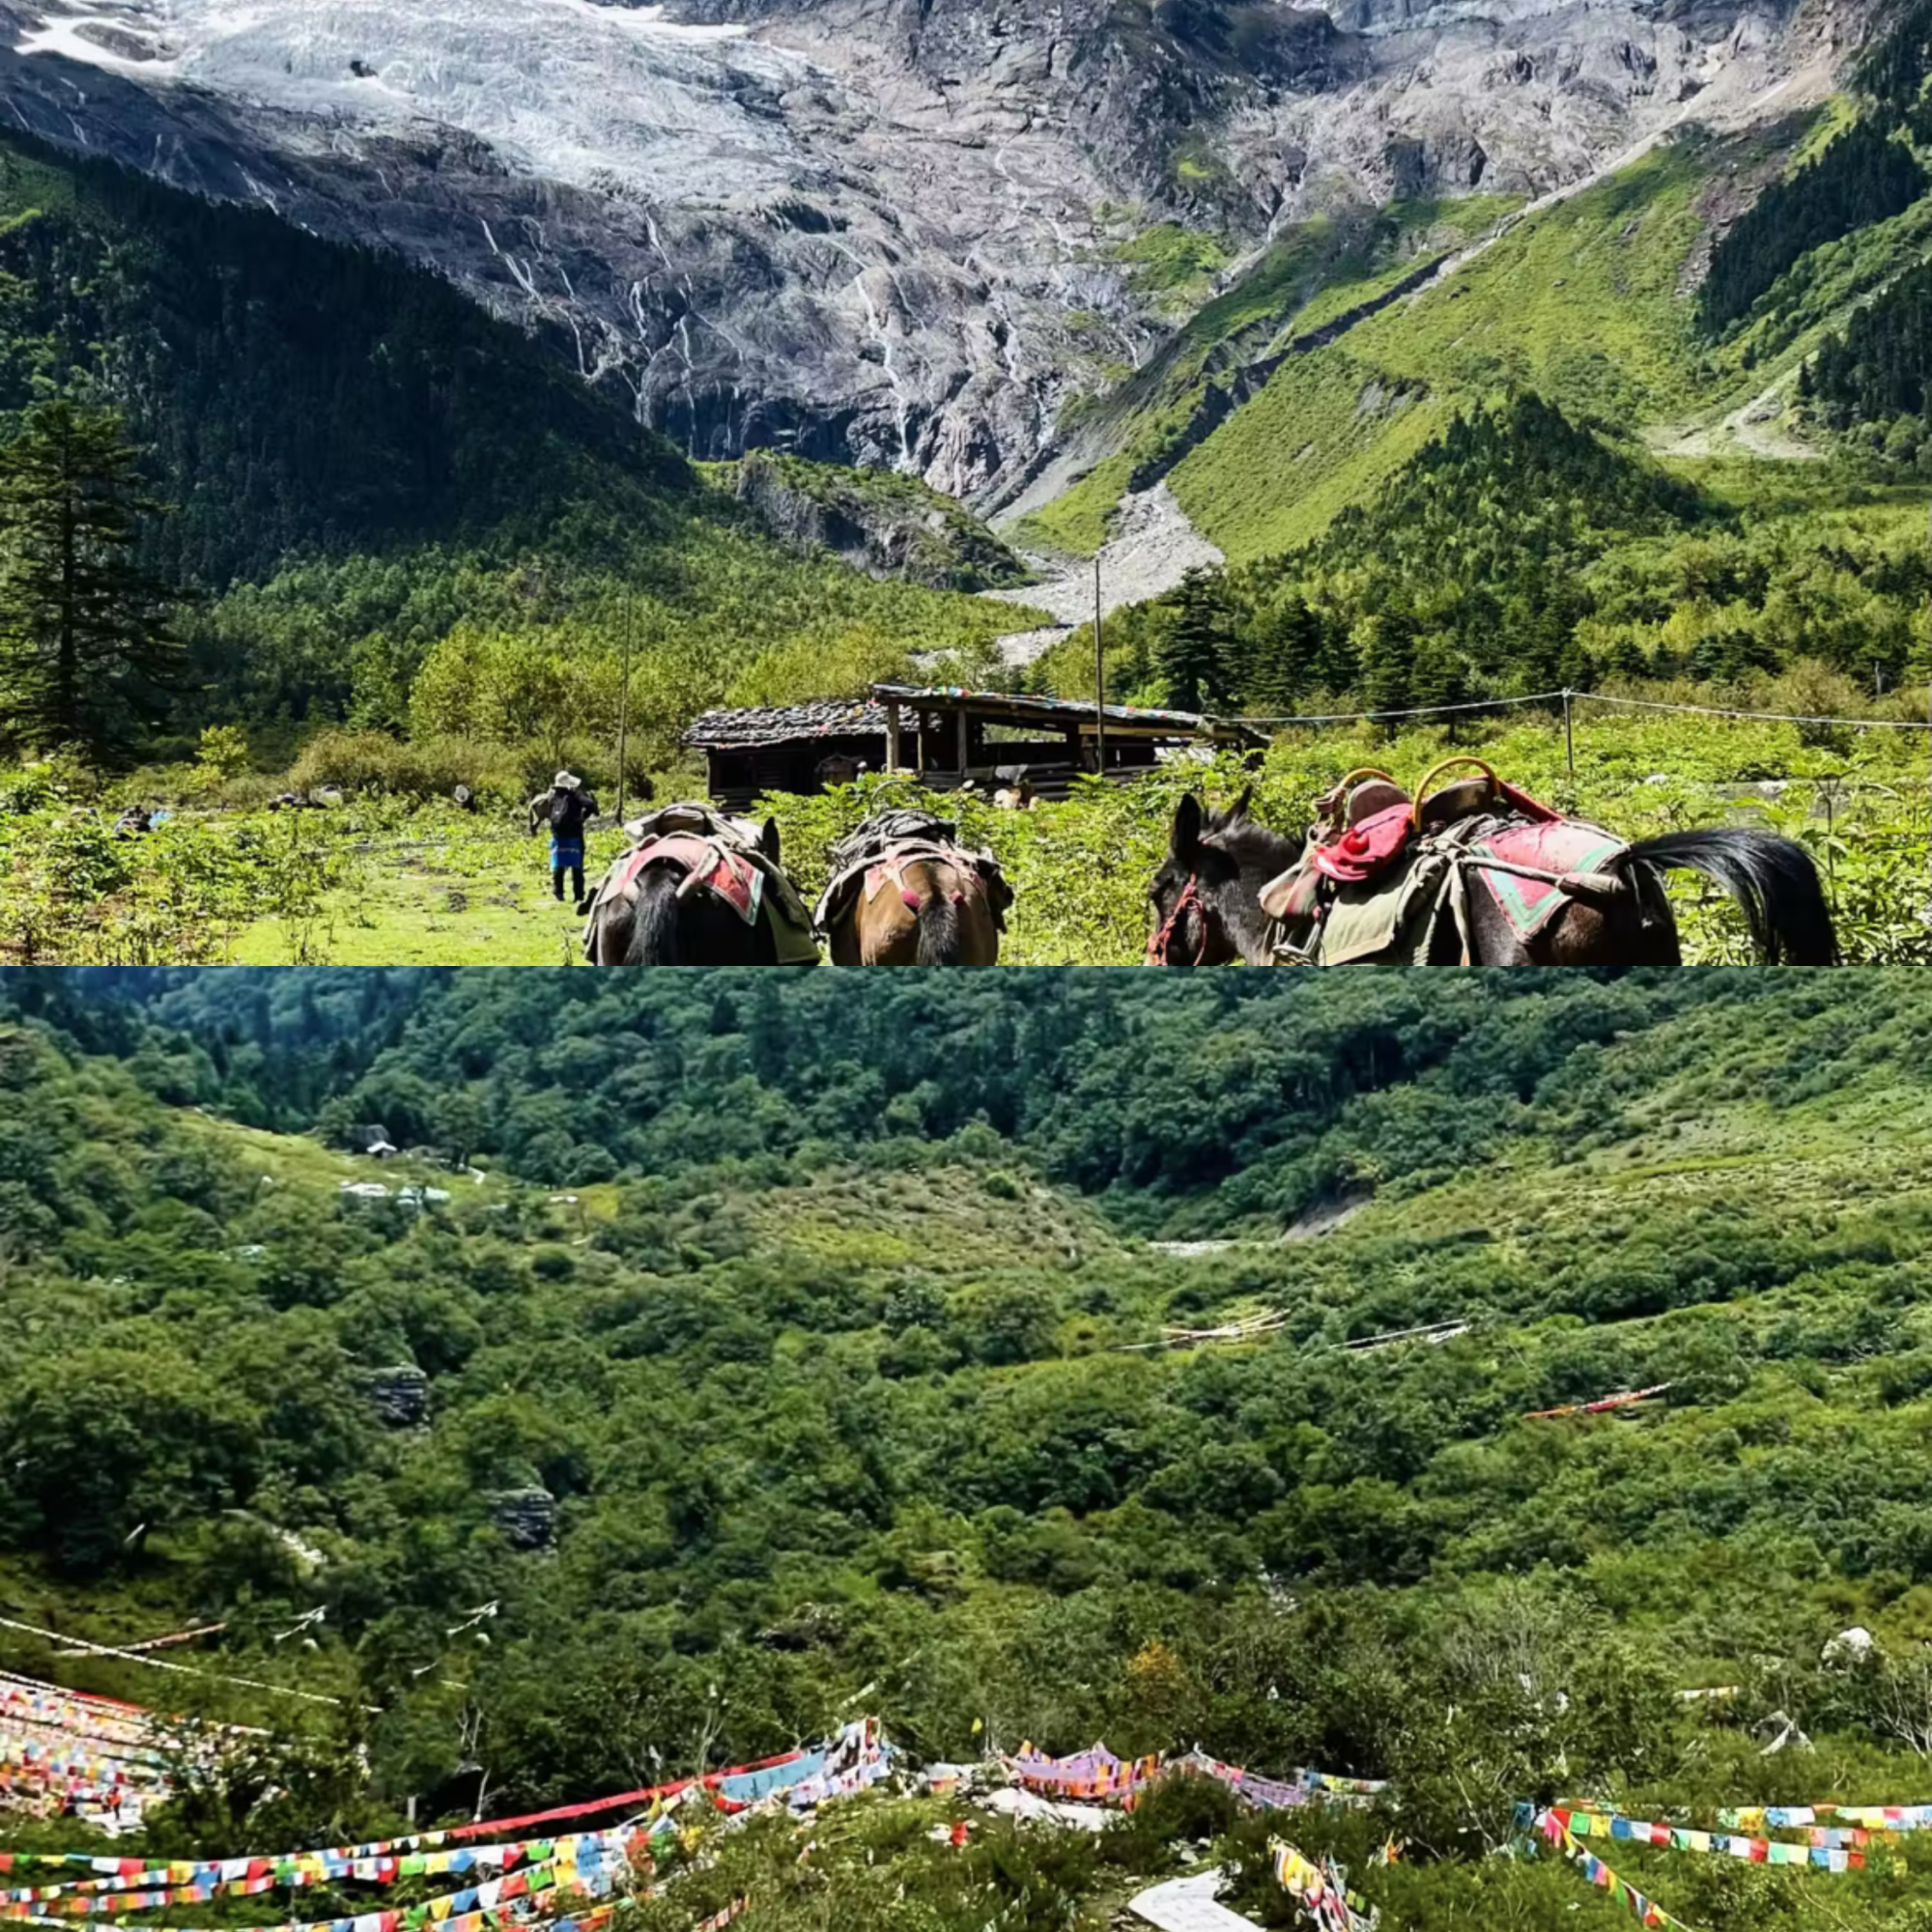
[0,0,1850,505]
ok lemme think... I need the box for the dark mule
[1148,790,1838,967]
[589,817,788,967]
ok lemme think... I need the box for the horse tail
[914,864,963,967]
[1626,829,1838,966]
[627,866,685,966]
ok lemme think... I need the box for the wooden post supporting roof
[885,700,902,774]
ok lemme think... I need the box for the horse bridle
[1148,876,1213,967]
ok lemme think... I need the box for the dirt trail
[983,483,1223,667]
[1649,366,1823,460]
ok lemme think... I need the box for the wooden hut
[685,687,1258,810]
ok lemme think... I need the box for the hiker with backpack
[528,770,600,905]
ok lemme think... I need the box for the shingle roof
[684,698,891,751]
[871,684,1211,731]
[685,687,1251,752]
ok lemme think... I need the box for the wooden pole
[955,705,970,776]
[1094,556,1106,776]
[1562,688,1575,782]
[615,595,634,823]
[885,700,902,774]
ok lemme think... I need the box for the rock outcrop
[728,451,1032,589]
[0,0,1847,506]
[488,1488,558,1550]
[363,1367,432,1429]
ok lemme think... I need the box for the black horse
[586,816,810,966]
[1149,791,1839,967]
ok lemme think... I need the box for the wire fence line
[1228,691,1570,726]
[35,688,1932,871]
[1577,691,1932,732]
[1230,688,1932,732]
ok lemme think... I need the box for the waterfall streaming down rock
[0,0,1845,502]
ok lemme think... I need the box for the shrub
[289,731,526,801]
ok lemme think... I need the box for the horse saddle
[1262,779,1411,920]
[624,801,767,851]
[608,835,765,925]
[1260,773,1571,929]
[588,801,813,948]
[862,846,956,904]
[1309,800,1414,887]
[815,816,1013,937]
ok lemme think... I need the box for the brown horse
[831,857,1004,966]
[1148,788,1838,967]
[816,809,1011,966]
[584,814,818,966]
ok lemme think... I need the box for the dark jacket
[530,787,599,839]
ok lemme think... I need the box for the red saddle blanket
[611,836,764,927]
[1470,821,1627,941]
[1308,781,1563,886]
[1309,802,1415,885]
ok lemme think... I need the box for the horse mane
[1207,810,1304,877]
[1190,804,1307,967]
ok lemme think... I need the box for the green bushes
[287,731,532,802]
[13,980,1932,1928]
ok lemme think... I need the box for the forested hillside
[0,136,691,588]
[1012,0,1932,725]
[0,132,1031,767]
[1693,120,1927,338]
[1037,387,1932,713]
[7,971,1932,1919]
[29,969,1761,1218]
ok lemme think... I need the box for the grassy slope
[226,817,631,968]
[1010,198,1521,557]
[1015,102,1932,568]
[1171,139,1718,561]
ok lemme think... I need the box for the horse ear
[1172,795,1204,863]
[1230,784,1254,823]
[759,817,781,862]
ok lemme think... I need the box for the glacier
[0,0,1846,505]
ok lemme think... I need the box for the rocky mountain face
[0,0,1849,510]
[726,451,1034,590]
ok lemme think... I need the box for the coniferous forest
[0,132,1022,768]
[1693,121,1927,339]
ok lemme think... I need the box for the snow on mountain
[0,0,1852,506]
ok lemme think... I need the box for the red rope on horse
[1149,879,1210,967]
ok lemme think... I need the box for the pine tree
[1408,633,1470,713]
[0,399,182,758]
[1242,591,1326,714]
[1158,567,1236,714]
[1356,609,1418,721]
